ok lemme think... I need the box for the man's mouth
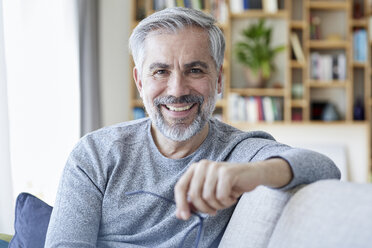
[165,104,195,112]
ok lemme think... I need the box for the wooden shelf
[308,1,349,10]
[308,80,349,88]
[290,20,306,29]
[352,19,368,28]
[353,61,368,68]
[132,99,143,108]
[216,99,226,108]
[230,88,285,97]
[291,60,306,68]
[308,40,349,49]
[291,99,307,108]
[231,10,288,19]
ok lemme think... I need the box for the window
[3,0,80,205]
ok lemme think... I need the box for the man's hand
[174,158,293,220]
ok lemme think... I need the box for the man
[45,7,340,248]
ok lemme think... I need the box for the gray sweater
[45,118,340,248]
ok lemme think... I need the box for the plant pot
[244,68,266,88]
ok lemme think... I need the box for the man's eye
[190,68,202,74]
[155,70,167,75]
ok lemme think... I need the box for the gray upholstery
[219,180,372,248]
[219,186,297,248]
[268,180,372,248]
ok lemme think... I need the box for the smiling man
[45,7,340,248]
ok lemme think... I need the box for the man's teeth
[166,104,194,111]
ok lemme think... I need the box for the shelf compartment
[308,1,349,10]
[308,40,349,49]
[231,10,288,19]
[230,88,285,97]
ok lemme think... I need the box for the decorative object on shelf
[234,19,285,88]
[290,32,305,64]
[310,15,321,40]
[322,103,340,122]
[353,98,365,121]
[291,83,303,99]
[311,102,340,121]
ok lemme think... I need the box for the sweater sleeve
[45,135,110,248]
[268,148,341,190]
[230,135,341,191]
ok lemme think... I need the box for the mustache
[153,95,204,107]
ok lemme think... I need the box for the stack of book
[310,53,346,81]
[153,0,204,11]
[228,94,283,122]
[230,0,278,13]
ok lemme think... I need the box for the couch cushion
[268,179,372,248]
[219,185,299,248]
[9,192,52,248]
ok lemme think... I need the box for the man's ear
[217,66,223,94]
[133,67,143,98]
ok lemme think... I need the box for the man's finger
[174,165,195,220]
[188,161,217,215]
[202,163,225,210]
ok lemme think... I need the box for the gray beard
[143,91,217,141]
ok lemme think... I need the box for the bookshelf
[129,0,372,124]
[129,0,372,174]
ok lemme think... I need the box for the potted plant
[235,19,285,88]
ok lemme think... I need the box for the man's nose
[167,72,190,97]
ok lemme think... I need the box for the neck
[151,122,209,159]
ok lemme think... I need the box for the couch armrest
[219,185,303,248]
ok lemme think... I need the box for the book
[256,96,264,121]
[246,97,258,123]
[263,0,278,13]
[191,0,202,9]
[230,0,244,13]
[338,53,346,80]
[166,0,176,8]
[228,93,240,121]
[262,97,274,122]
[290,32,305,64]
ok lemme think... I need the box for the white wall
[99,0,131,126]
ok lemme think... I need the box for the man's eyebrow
[149,63,170,71]
[184,61,209,69]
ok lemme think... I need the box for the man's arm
[174,158,292,220]
[45,138,104,248]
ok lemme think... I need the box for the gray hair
[129,7,225,75]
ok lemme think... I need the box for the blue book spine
[243,0,250,9]
[359,29,367,62]
[353,31,358,61]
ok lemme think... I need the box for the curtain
[77,0,101,136]
[0,0,15,234]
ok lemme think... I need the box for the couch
[219,179,372,248]
[2,179,372,247]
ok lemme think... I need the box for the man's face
[134,27,222,141]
